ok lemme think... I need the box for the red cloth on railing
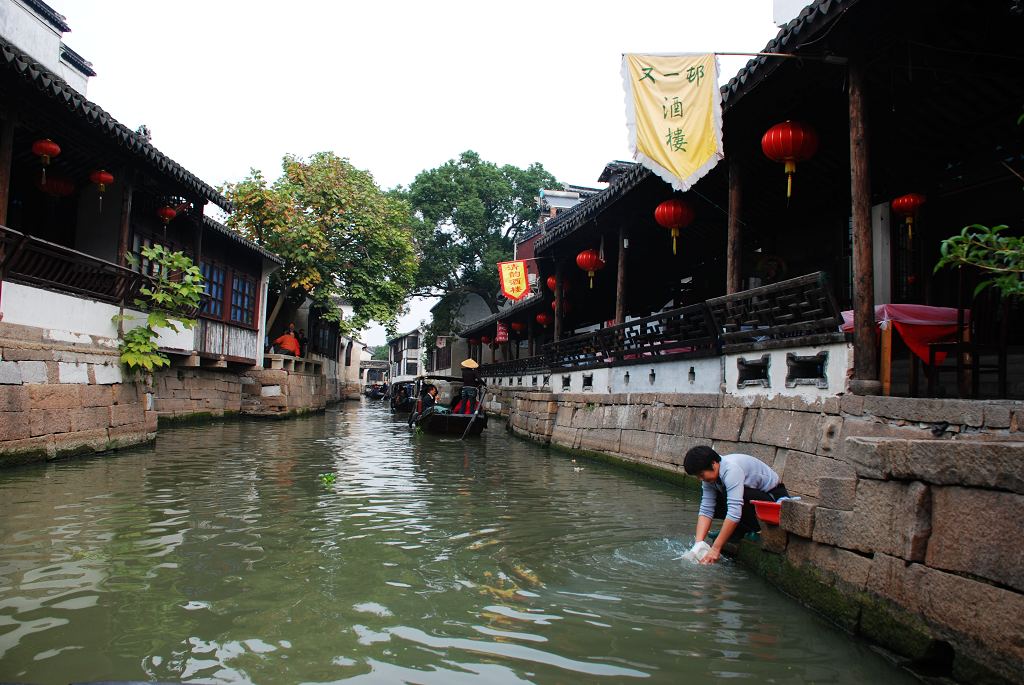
[839,304,964,365]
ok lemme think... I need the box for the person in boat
[683,446,788,565]
[460,358,481,389]
[453,386,480,415]
[420,384,438,411]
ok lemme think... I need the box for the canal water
[0,401,915,684]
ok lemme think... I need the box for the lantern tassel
[672,228,679,255]
[40,167,46,185]
[786,172,793,199]
[589,271,595,289]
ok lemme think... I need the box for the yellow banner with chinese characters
[622,53,723,191]
[498,260,529,301]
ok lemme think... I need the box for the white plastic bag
[680,540,712,564]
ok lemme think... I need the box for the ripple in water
[0,402,917,684]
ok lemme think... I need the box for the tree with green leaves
[405,150,558,315]
[935,224,1023,298]
[222,152,418,335]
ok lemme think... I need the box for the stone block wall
[0,322,154,465]
[241,367,326,417]
[151,368,243,422]
[489,386,1024,683]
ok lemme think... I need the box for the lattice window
[200,262,225,318]
[230,275,256,326]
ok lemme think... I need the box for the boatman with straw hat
[460,357,481,389]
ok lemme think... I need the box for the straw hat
[460,358,479,369]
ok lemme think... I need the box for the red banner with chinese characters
[495,321,509,344]
[498,260,529,301]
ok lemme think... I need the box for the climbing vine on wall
[113,245,205,371]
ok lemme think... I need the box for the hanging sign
[435,336,447,349]
[495,321,509,344]
[498,260,530,301]
[622,53,724,191]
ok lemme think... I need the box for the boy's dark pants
[712,483,789,542]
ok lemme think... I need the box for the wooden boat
[407,374,487,437]
[389,381,417,413]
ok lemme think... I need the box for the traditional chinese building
[468,1,1024,679]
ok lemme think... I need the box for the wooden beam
[726,159,742,294]
[615,225,627,324]
[554,260,564,341]
[117,175,134,266]
[848,59,880,394]
[527,319,535,357]
[0,116,14,226]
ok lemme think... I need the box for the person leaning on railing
[273,330,301,356]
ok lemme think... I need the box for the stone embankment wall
[0,322,154,465]
[241,367,326,417]
[488,387,1024,683]
[152,368,243,424]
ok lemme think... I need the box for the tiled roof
[21,0,70,33]
[202,216,284,265]
[534,0,854,254]
[59,43,95,77]
[0,35,232,211]
[458,292,545,337]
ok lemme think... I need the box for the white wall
[724,341,852,399]
[0,0,88,93]
[1,280,193,351]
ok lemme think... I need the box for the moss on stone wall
[157,410,242,428]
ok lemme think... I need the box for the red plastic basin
[752,500,782,525]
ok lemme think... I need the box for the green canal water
[0,401,916,684]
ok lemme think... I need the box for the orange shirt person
[273,331,301,356]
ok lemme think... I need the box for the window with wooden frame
[200,261,225,318]
[230,274,257,326]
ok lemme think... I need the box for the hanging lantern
[891,193,926,244]
[480,335,492,345]
[89,170,115,212]
[37,174,76,198]
[157,206,177,225]
[761,120,819,199]
[551,299,572,314]
[535,312,552,327]
[575,248,605,289]
[545,275,572,294]
[31,138,61,183]
[510,321,526,334]
[653,198,695,255]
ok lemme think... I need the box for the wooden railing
[476,272,846,377]
[705,271,844,352]
[0,225,143,304]
[480,355,550,377]
[542,302,718,371]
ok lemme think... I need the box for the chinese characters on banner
[498,260,530,301]
[495,321,509,344]
[621,54,724,191]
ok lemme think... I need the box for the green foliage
[115,245,204,372]
[318,472,337,486]
[222,152,418,334]
[406,150,558,313]
[370,345,389,361]
[935,224,1024,298]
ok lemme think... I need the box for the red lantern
[891,193,926,244]
[89,170,115,211]
[653,198,695,255]
[510,321,526,333]
[761,121,819,199]
[480,335,492,345]
[575,248,605,289]
[535,312,552,327]
[545,275,571,294]
[37,175,75,198]
[468,338,480,346]
[31,138,61,183]
[157,206,177,225]
[551,299,572,314]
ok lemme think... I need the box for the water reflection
[0,402,913,684]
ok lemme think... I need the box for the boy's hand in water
[700,548,721,565]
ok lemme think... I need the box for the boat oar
[458,386,485,441]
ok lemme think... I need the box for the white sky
[56,1,783,345]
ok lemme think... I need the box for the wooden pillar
[614,225,627,324]
[848,58,880,394]
[554,260,564,341]
[117,176,134,266]
[0,116,14,226]
[527,319,535,357]
[726,159,743,294]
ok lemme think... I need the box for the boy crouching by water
[683,446,788,565]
